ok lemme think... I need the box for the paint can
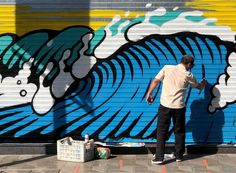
[95,147,111,159]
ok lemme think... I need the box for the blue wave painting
[0,8,235,143]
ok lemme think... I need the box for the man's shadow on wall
[186,83,225,155]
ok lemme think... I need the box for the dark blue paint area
[186,83,224,143]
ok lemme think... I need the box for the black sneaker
[151,158,164,164]
[175,156,183,162]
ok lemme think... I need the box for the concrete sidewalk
[0,153,236,173]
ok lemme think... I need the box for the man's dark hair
[181,55,194,65]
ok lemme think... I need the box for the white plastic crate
[57,137,94,162]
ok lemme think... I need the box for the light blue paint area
[98,110,129,139]
[185,16,205,23]
[150,11,181,26]
[145,41,166,64]
[0,116,37,135]
[129,47,149,68]
[127,49,160,136]
[60,59,124,136]
[114,111,143,138]
[0,114,22,125]
[108,54,143,137]
[165,39,182,60]
[86,27,105,55]
[82,54,136,137]
[14,113,54,136]
[205,38,220,64]
[186,37,202,60]
[219,45,227,64]
[175,37,194,56]
[131,44,160,76]
[114,45,160,137]
[0,110,29,126]
[0,30,232,143]
[2,33,49,69]
[206,22,216,26]
[33,27,91,75]
[195,37,211,60]
[150,39,177,63]
[84,108,123,138]
[0,35,13,55]
[61,108,104,136]
[100,56,137,137]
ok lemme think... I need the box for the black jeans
[155,104,186,160]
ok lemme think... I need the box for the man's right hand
[201,78,207,88]
[198,78,207,90]
[146,93,154,104]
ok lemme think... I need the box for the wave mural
[0,6,235,142]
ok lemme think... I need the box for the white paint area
[72,33,97,78]
[127,7,165,41]
[159,11,236,42]
[94,7,235,60]
[209,52,236,112]
[127,9,236,42]
[145,3,152,8]
[94,15,130,59]
[32,62,55,115]
[0,58,37,108]
[173,6,179,11]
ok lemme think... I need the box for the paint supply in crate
[57,137,94,162]
[95,147,111,159]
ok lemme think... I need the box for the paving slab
[0,154,235,173]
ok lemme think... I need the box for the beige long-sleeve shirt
[155,64,199,109]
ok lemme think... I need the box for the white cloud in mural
[209,52,236,112]
[0,58,37,108]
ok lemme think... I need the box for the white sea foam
[32,62,55,115]
[94,15,130,59]
[209,52,236,112]
[0,58,37,108]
